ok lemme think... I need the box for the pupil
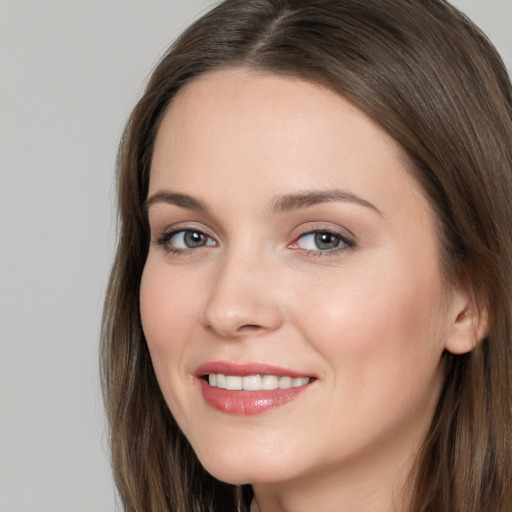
[315,232,339,250]
[185,231,204,247]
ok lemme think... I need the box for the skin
[140,69,479,512]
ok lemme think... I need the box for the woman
[101,0,512,510]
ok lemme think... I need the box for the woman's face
[140,69,467,489]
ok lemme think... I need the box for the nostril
[238,324,263,333]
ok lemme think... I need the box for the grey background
[0,1,510,511]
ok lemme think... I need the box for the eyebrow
[267,190,383,216]
[144,188,382,216]
[144,191,209,213]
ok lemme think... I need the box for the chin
[192,439,301,485]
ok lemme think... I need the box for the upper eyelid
[151,221,356,247]
[291,222,356,240]
[292,229,354,245]
[151,222,216,238]
[164,227,214,239]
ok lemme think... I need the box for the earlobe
[444,291,489,355]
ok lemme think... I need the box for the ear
[444,286,489,355]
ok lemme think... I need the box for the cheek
[140,265,168,353]
[288,253,447,384]
[139,260,198,378]
[284,259,448,454]
[139,259,210,427]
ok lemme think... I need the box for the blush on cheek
[140,262,201,382]
[307,265,445,369]
[139,265,177,355]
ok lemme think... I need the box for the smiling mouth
[206,373,311,391]
[199,372,315,415]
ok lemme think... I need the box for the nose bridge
[201,244,282,338]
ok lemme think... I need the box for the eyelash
[153,227,356,256]
[154,228,216,255]
[289,228,355,256]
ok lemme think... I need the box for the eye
[155,229,216,252]
[291,229,355,253]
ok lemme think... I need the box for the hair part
[101,1,512,510]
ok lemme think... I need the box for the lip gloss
[195,362,314,415]
[198,379,310,415]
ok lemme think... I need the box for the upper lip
[195,361,313,379]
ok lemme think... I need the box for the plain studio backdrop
[0,1,510,511]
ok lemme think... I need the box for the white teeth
[262,375,279,390]
[278,376,292,389]
[291,377,310,387]
[207,373,311,391]
[242,375,262,391]
[225,375,243,390]
[216,373,226,388]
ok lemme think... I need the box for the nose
[200,253,283,339]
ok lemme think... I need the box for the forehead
[149,68,430,223]
[157,68,398,152]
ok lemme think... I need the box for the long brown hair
[101,1,512,510]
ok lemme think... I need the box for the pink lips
[195,361,314,415]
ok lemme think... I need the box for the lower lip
[198,378,312,415]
